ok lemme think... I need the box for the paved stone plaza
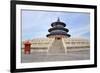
[21,49,90,63]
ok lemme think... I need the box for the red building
[24,41,31,54]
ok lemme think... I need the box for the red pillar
[24,41,31,54]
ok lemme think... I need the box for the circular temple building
[46,18,71,39]
[22,18,90,56]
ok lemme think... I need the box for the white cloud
[71,24,90,37]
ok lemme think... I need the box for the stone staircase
[48,39,65,54]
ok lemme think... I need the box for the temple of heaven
[22,18,90,62]
[46,18,71,39]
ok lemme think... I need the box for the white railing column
[47,38,55,54]
[62,38,67,54]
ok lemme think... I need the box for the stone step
[48,39,65,54]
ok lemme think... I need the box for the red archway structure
[24,41,31,54]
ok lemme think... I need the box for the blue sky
[21,10,90,40]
